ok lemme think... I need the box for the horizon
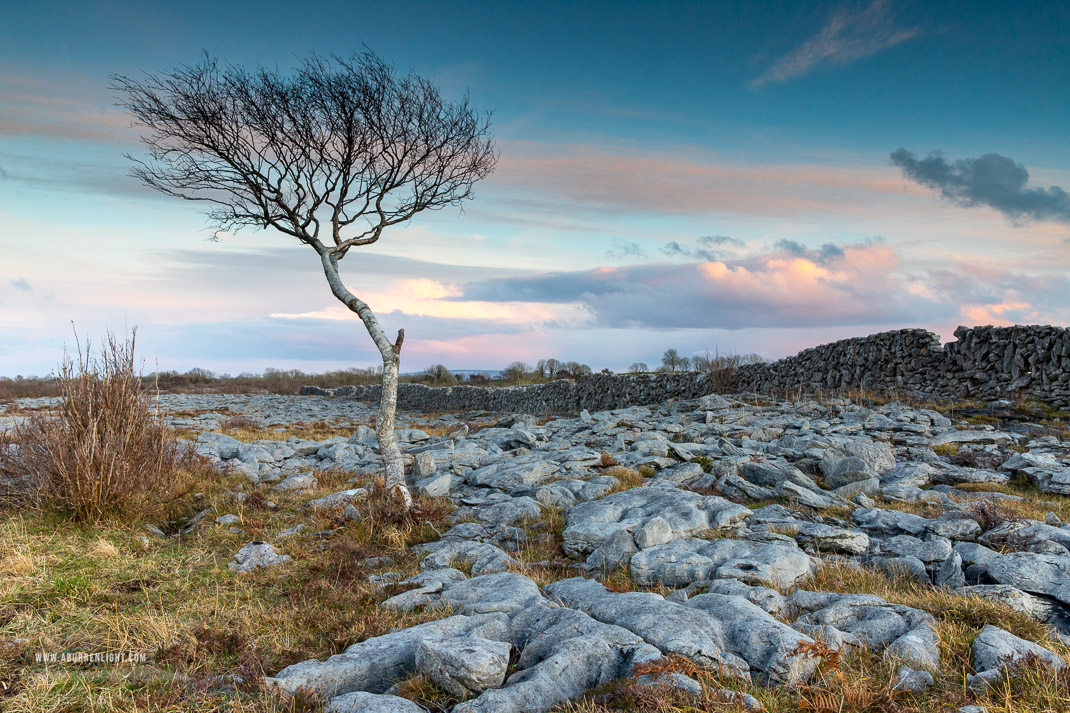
[3,0,1069,377]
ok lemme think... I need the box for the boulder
[414,636,510,697]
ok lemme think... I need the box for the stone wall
[302,325,1070,412]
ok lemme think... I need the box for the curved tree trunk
[318,250,411,508]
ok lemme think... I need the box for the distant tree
[628,362,649,374]
[422,364,456,386]
[660,348,688,373]
[114,51,496,507]
[690,352,712,372]
[501,361,531,384]
[565,361,592,377]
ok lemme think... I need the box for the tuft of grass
[217,420,357,443]
[2,331,205,522]
[932,443,960,457]
[605,467,646,494]
[392,672,463,709]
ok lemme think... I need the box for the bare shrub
[5,331,197,521]
[218,414,260,431]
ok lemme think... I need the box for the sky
[2,0,1069,376]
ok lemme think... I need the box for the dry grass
[215,420,358,444]
[2,332,205,522]
[0,464,457,713]
[605,467,646,494]
[954,476,1070,522]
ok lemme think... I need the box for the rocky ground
[4,390,1070,712]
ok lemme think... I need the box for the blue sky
[2,0,1069,375]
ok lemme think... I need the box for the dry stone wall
[303,325,1070,413]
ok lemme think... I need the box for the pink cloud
[490,140,931,219]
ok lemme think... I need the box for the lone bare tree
[113,52,496,506]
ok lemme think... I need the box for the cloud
[462,239,1070,332]
[0,73,133,144]
[0,162,8,180]
[661,235,745,261]
[751,0,920,88]
[493,141,928,220]
[463,240,931,329]
[891,149,1070,225]
[605,238,648,260]
[10,278,32,292]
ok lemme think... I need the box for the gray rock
[415,636,510,697]
[636,671,703,696]
[415,471,451,497]
[986,551,1070,606]
[935,552,965,590]
[777,480,840,509]
[278,524,307,539]
[788,591,940,670]
[631,538,813,589]
[325,691,425,713]
[215,514,240,525]
[831,478,880,499]
[971,624,1065,676]
[562,485,752,559]
[544,578,751,678]
[793,523,869,556]
[824,456,872,489]
[452,605,659,713]
[584,529,638,572]
[891,666,934,692]
[307,489,366,510]
[713,689,763,711]
[395,429,430,443]
[267,613,511,698]
[435,572,546,615]
[635,516,674,549]
[229,541,291,573]
[869,555,930,583]
[963,585,1055,621]
[687,591,820,683]
[412,451,436,479]
[416,539,514,577]
[474,497,542,528]
[466,459,559,491]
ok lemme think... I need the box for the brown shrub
[3,331,199,521]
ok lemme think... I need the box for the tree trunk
[318,250,411,508]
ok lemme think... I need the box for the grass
[0,462,456,712]
[4,332,206,522]
[216,420,359,444]
[605,467,647,494]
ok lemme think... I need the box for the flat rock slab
[545,578,751,678]
[562,485,752,559]
[852,507,980,540]
[986,551,1070,606]
[326,692,426,713]
[266,613,512,699]
[453,605,660,713]
[788,591,940,670]
[415,538,515,577]
[465,460,559,490]
[631,538,813,590]
[686,591,819,683]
